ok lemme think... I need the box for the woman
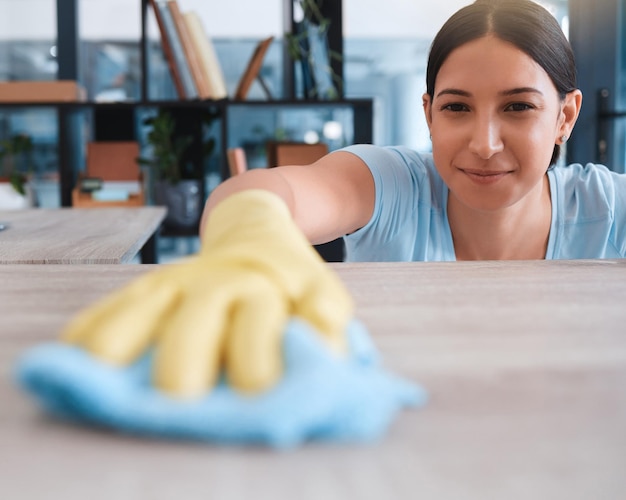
[205,0,624,261]
[61,0,626,397]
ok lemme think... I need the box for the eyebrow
[435,87,544,98]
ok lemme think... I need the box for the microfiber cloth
[16,319,426,448]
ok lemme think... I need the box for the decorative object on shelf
[226,147,248,177]
[287,0,342,100]
[233,36,275,101]
[0,134,34,210]
[137,108,217,230]
[0,81,87,103]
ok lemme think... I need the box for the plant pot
[153,179,203,231]
[0,181,34,210]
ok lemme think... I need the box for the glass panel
[226,104,356,168]
[178,0,282,38]
[0,0,57,81]
[0,108,60,207]
[79,0,142,101]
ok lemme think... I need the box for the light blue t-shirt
[342,144,626,261]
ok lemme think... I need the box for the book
[234,36,274,101]
[155,1,198,98]
[148,0,194,99]
[166,0,211,99]
[0,81,86,102]
[183,11,228,100]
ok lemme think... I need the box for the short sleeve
[340,145,455,262]
[548,163,626,258]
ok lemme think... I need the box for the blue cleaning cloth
[16,319,426,448]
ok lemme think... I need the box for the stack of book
[150,0,274,101]
[149,0,228,100]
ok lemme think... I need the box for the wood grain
[1,260,625,499]
[0,207,166,264]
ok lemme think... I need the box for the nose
[468,115,504,159]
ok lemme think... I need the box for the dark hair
[426,0,577,165]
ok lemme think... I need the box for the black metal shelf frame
[43,0,371,207]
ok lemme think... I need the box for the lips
[459,168,512,185]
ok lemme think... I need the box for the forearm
[201,151,375,244]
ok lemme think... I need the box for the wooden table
[0,207,167,264]
[1,260,625,499]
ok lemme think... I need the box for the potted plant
[137,109,217,230]
[0,133,34,210]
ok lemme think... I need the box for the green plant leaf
[9,172,26,195]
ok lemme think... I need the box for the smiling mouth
[460,169,511,184]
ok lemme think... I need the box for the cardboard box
[0,81,87,102]
[266,141,329,167]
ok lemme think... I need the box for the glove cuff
[208,190,291,223]
[201,190,302,250]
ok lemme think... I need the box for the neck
[449,175,552,261]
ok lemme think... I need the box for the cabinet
[1,0,373,259]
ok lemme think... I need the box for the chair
[72,141,145,207]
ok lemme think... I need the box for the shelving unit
[1,0,373,260]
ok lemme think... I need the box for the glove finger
[225,277,288,393]
[293,270,354,355]
[62,271,182,365]
[152,275,239,397]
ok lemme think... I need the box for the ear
[422,93,433,132]
[558,89,583,144]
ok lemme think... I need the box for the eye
[506,102,534,112]
[440,102,469,112]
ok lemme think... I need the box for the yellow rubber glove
[62,190,353,398]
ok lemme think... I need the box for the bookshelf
[0,0,372,258]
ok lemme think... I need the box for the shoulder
[341,144,432,166]
[550,162,626,218]
[342,146,453,261]
[340,144,441,189]
[549,163,626,258]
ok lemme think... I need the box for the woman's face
[423,35,579,214]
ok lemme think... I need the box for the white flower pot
[0,182,34,210]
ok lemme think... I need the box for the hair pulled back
[426,0,577,164]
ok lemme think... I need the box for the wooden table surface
[0,207,166,264]
[1,260,625,499]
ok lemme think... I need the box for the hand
[62,190,353,398]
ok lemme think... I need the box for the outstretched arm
[202,150,376,244]
[57,149,376,398]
